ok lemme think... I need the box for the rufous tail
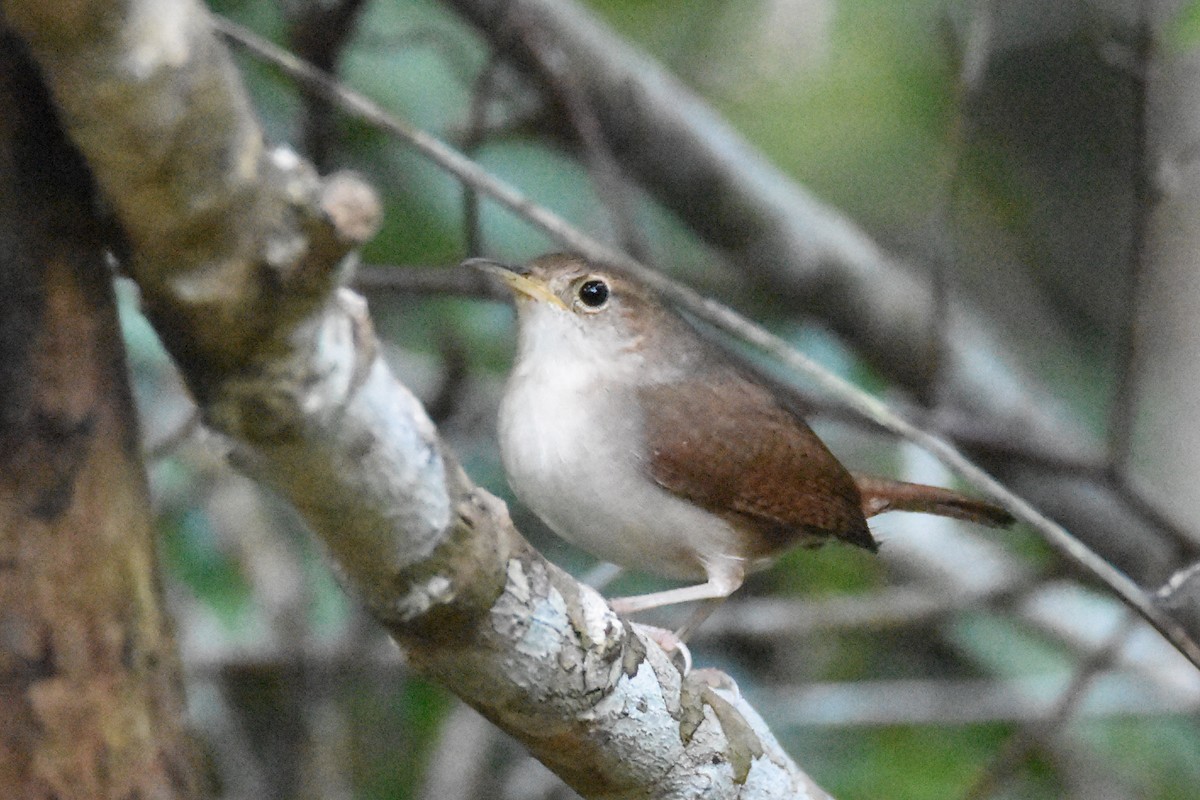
[852,473,1014,528]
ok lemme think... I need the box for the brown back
[639,374,877,555]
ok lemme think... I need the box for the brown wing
[639,376,877,555]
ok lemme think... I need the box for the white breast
[497,306,745,582]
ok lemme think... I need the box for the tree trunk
[0,30,202,800]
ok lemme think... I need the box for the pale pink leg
[609,564,744,641]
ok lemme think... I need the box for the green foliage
[1167,0,1200,50]
[349,678,454,800]
[1084,716,1200,800]
[805,724,1015,800]
[159,503,254,627]
[591,0,955,226]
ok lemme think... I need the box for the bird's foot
[630,622,692,674]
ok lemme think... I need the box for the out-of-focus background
[128,1,1200,797]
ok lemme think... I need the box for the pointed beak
[464,258,568,311]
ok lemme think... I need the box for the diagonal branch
[0,0,833,796]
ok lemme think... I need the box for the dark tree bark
[0,30,202,800]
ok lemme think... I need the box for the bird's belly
[498,373,742,582]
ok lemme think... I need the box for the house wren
[473,253,1013,638]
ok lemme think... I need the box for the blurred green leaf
[1084,716,1200,800]
[1167,0,1200,50]
[801,724,1024,800]
[160,506,254,627]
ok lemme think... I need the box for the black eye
[577,279,609,308]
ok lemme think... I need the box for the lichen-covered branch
[0,0,833,795]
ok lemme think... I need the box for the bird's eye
[577,279,609,309]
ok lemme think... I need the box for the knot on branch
[320,170,382,247]
[259,150,380,307]
[375,482,517,640]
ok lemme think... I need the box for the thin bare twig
[284,0,369,168]
[1158,561,1200,600]
[143,407,202,461]
[758,662,1197,729]
[353,263,499,298]
[423,329,471,424]
[692,583,1025,641]
[213,15,1200,671]
[1106,470,1200,559]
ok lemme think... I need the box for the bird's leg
[609,573,742,613]
[674,598,725,642]
[609,564,744,642]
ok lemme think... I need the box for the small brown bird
[475,253,1013,638]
